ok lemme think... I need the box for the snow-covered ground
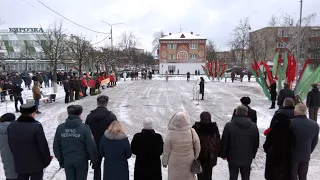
[0,76,320,180]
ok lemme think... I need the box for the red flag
[220,64,227,77]
[252,60,260,76]
[260,61,273,86]
[208,61,213,76]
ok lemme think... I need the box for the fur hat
[143,118,153,129]
[20,103,37,115]
[0,113,16,122]
[240,97,251,105]
[67,105,83,116]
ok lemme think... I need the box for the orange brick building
[159,32,207,74]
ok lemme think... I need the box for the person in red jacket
[89,78,96,95]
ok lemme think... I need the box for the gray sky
[1,0,319,52]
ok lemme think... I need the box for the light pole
[296,0,303,83]
[101,21,123,48]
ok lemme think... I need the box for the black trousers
[271,101,275,108]
[228,164,251,180]
[14,96,23,111]
[18,171,43,180]
[94,154,103,180]
[65,91,70,103]
[64,161,88,180]
[197,160,215,180]
[291,162,309,180]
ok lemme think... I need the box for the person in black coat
[232,96,257,124]
[269,98,295,129]
[85,95,117,180]
[187,72,190,82]
[100,121,132,180]
[131,118,163,180]
[12,85,23,112]
[247,71,252,82]
[69,78,76,102]
[63,79,70,104]
[199,77,205,100]
[263,113,295,180]
[269,81,277,109]
[192,112,221,180]
[306,83,320,121]
[220,105,259,180]
[75,77,81,100]
[7,103,51,180]
[277,83,295,108]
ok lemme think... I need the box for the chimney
[191,31,193,35]
[169,32,171,35]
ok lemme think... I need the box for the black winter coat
[53,115,98,165]
[192,122,220,166]
[306,88,320,108]
[270,83,277,101]
[277,88,295,107]
[263,123,295,180]
[69,80,76,91]
[269,106,295,128]
[7,116,51,174]
[199,80,204,94]
[232,105,257,124]
[63,81,70,92]
[85,107,117,151]
[12,86,23,97]
[131,129,163,180]
[220,117,259,166]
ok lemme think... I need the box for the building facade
[159,32,206,74]
[0,28,70,72]
[248,26,320,69]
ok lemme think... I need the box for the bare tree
[0,19,5,68]
[36,21,67,92]
[272,13,317,54]
[67,35,91,74]
[118,31,140,66]
[152,30,164,55]
[206,40,217,61]
[230,17,251,68]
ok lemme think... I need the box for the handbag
[190,129,202,174]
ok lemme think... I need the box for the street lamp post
[101,21,123,48]
[296,0,303,83]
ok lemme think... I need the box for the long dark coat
[264,119,295,180]
[131,129,163,180]
[100,130,132,180]
[199,80,204,94]
[270,82,277,101]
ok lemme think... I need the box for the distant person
[306,83,320,121]
[193,112,221,180]
[7,103,51,180]
[32,82,42,114]
[199,77,205,100]
[165,71,168,82]
[247,71,252,82]
[53,105,98,180]
[220,105,259,180]
[240,71,244,82]
[198,70,200,75]
[277,83,295,108]
[100,121,132,180]
[231,70,235,83]
[269,81,277,109]
[12,84,23,112]
[131,118,163,180]
[123,71,127,81]
[264,113,295,180]
[162,111,201,180]
[232,97,257,124]
[0,113,18,180]
[63,79,70,104]
[187,72,190,82]
[291,103,319,180]
[85,95,117,180]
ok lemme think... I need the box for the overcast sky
[1,0,319,52]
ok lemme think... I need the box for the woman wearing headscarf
[100,121,131,180]
[192,112,220,180]
[263,113,295,180]
[162,111,201,180]
[0,113,18,180]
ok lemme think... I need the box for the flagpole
[296,0,303,84]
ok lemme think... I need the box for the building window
[168,44,176,49]
[312,32,320,37]
[311,53,319,59]
[278,29,287,37]
[168,54,176,59]
[189,54,197,59]
[190,43,198,49]
[300,54,305,59]
[277,42,285,48]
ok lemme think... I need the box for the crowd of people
[0,92,319,180]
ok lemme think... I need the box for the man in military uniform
[7,103,51,180]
